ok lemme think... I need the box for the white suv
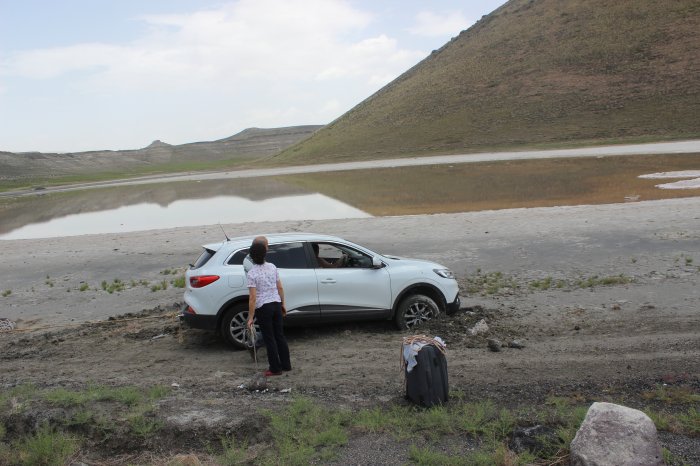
[181,233,460,348]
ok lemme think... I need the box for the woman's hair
[249,241,267,265]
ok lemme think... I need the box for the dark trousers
[256,301,291,373]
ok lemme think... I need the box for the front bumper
[179,303,217,331]
[445,294,461,315]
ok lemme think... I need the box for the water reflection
[0,178,370,240]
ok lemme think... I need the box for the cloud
[0,0,433,151]
[408,10,470,37]
[3,0,422,94]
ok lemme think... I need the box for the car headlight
[433,268,455,279]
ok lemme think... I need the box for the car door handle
[320,279,336,284]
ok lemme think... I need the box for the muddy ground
[1,197,699,464]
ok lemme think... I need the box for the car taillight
[184,305,196,315]
[189,275,220,288]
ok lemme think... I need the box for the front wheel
[394,294,439,330]
[221,304,257,349]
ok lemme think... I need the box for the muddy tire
[394,294,439,330]
[221,304,255,349]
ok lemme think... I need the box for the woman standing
[246,241,291,376]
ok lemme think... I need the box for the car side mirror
[372,255,384,269]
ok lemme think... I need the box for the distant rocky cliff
[0,125,322,181]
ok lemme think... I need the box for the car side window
[318,243,373,268]
[266,242,308,269]
[227,248,249,265]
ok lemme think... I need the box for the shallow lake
[0,178,369,240]
[1,153,698,240]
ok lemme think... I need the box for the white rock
[469,319,489,336]
[570,402,663,466]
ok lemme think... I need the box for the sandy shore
[1,196,699,328]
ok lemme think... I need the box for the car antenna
[219,223,230,241]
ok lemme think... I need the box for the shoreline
[1,196,699,327]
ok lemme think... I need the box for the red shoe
[264,370,282,377]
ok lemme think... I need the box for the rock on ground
[570,402,663,466]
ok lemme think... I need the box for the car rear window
[191,248,216,269]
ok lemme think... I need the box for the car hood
[384,255,446,269]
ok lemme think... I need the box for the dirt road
[1,197,699,463]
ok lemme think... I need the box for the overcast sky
[0,0,506,153]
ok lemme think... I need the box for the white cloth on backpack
[403,336,445,373]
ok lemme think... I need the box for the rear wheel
[394,294,439,329]
[221,304,257,349]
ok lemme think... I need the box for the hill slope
[0,126,321,182]
[275,0,699,163]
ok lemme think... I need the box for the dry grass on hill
[276,0,700,164]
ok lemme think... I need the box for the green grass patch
[89,385,143,406]
[644,408,675,432]
[574,274,632,288]
[2,385,695,463]
[44,388,90,407]
[3,384,169,412]
[146,385,171,400]
[644,406,700,436]
[101,278,126,294]
[78,283,89,292]
[217,436,249,465]
[63,410,93,427]
[171,275,186,288]
[1,290,11,297]
[642,385,700,405]
[529,277,567,290]
[409,442,538,466]
[151,279,170,292]
[408,444,467,465]
[0,384,175,462]
[128,411,164,438]
[263,397,350,465]
[677,407,700,435]
[1,424,79,466]
[454,400,498,436]
[0,384,39,413]
[461,270,520,296]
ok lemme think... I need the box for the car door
[229,242,320,323]
[265,241,320,323]
[312,242,392,321]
